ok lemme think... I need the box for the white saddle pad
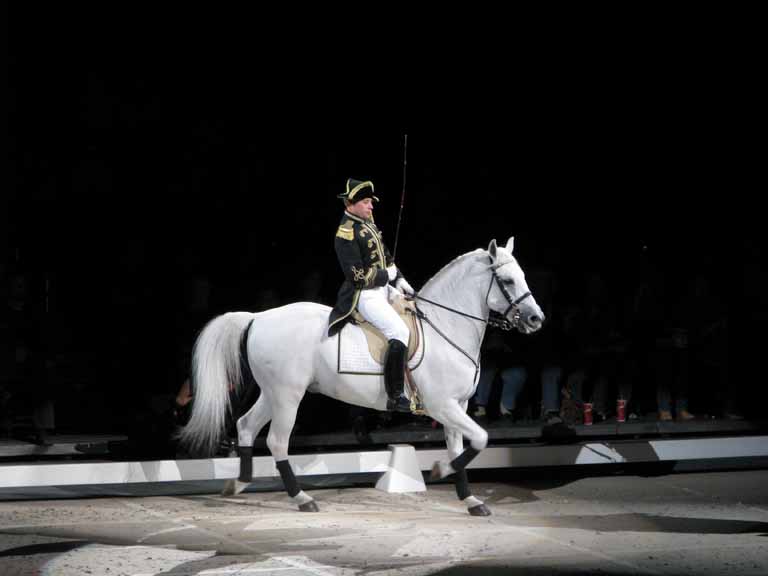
[338,322,424,375]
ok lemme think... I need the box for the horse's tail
[177,311,255,456]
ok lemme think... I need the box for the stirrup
[410,397,426,416]
[387,395,412,413]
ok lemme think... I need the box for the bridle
[486,260,533,331]
[413,256,532,330]
[410,256,533,371]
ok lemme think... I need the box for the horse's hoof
[468,503,492,516]
[299,500,319,512]
[221,480,236,495]
[430,460,452,481]
[222,479,248,496]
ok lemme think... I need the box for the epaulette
[336,224,354,241]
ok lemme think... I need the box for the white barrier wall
[1,436,766,489]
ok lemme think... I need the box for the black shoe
[33,428,53,447]
[352,415,373,445]
[543,410,563,425]
[387,395,412,413]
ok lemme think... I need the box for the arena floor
[1,468,766,575]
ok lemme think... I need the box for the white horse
[179,237,544,515]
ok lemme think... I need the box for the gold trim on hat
[347,180,376,200]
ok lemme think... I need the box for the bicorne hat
[338,178,378,203]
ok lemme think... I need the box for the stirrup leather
[405,369,426,415]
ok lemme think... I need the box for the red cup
[617,399,627,423]
[583,402,593,426]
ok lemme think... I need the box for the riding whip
[392,133,407,260]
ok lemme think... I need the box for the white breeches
[357,287,409,346]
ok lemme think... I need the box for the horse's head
[487,237,544,334]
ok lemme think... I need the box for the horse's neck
[419,251,489,363]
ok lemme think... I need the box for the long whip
[392,133,407,260]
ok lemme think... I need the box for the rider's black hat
[338,178,378,204]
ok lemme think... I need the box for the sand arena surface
[1,470,767,575]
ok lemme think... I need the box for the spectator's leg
[591,376,609,417]
[560,370,586,425]
[657,377,672,420]
[541,365,562,416]
[499,366,527,415]
[567,370,586,402]
[656,349,673,420]
[32,401,55,445]
[675,350,694,420]
[472,361,497,418]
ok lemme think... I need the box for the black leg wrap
[238,446,253,482]
[450,446,480,472]
[276,459,300,497]
[454,468,471,500]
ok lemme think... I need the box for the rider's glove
[395,277,415,296]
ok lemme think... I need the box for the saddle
[350,296,420,363]
[337,295,425,413]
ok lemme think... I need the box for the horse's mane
[420,245,516,294]
[420,248,487,293]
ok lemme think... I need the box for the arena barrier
[2,435,767,494]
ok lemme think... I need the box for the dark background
[4,8,765,453]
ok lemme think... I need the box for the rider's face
[347,198,374,220]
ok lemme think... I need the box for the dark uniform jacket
[328,211,394,336]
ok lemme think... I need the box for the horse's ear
[488,239,498,261]
[506,236,515,253]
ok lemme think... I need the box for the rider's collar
[344,211,373,224]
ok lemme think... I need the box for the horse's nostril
[529,315,542,326]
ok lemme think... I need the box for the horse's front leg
[444,424,492,516]
[433,401,491,516]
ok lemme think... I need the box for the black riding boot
[385,339,411,413]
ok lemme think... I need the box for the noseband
[409,256,534,375]
[486,260,532,331]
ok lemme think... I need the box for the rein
[413,302,480,368]
[410,257,533,376]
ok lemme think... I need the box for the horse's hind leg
[431,400,491,516]
[222,395,272,496]
[267,397,319,512]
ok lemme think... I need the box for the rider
[328,178,416,413]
